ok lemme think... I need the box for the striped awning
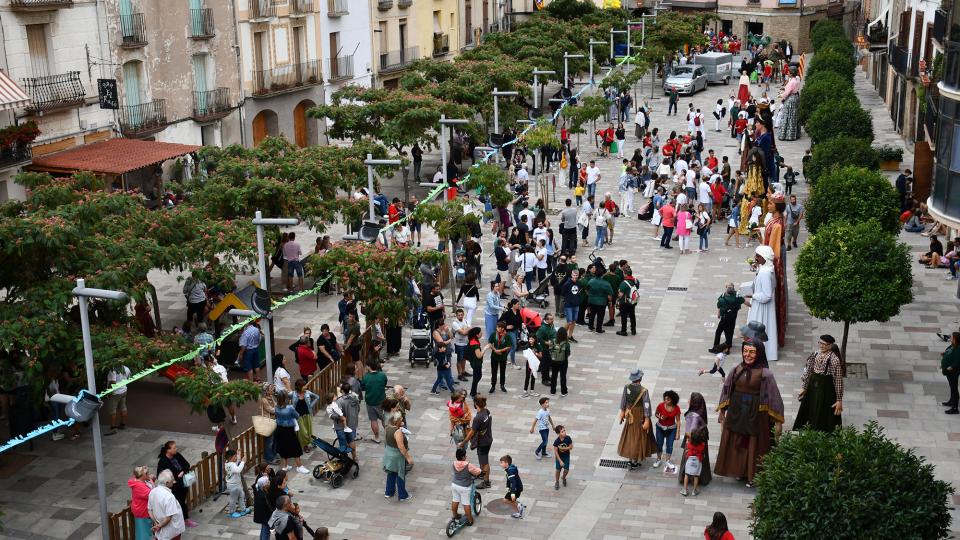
[0,70,31,111]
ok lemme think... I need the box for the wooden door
[253,112,268,146]
[294,102,308,147]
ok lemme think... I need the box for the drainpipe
[230,0,247,146]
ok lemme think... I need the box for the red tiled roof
[29,139,201,175]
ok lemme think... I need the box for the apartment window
[26,24,51,78]
[433,11,441,33]
[253,31,267,71]
[379,21,388,51]
[122,60,143,106]
[192,53,210,94]
[293,26,305,65]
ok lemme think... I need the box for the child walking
[529,396,555,460]
[500,455,526,519]
[553,425,573,490]
[522,335,541,398]
[699,345,728,378]
[653,390,681,472]
[681,428,707,496]
[224,449,249,517]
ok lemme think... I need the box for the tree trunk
[840,320,850,377]
[149,282,163,332]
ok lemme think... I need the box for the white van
[692,52,734,85]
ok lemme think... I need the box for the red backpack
[694,114,702,127]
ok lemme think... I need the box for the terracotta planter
[880,160,901,171]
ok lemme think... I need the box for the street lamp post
[73,278,128,540]
[532,69,556,111]
[364,154,402,221]
[588,39,606,87]
[492,87,520,136]
[438,114,469,303]
[563,52,584,89]
[252,211,298,383]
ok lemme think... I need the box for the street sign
[97,79,118,110]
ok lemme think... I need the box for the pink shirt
[677,210,692,236]
[282,241,302,262]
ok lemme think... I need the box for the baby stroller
[409,311,433,367]
[529,275,551,308]
[310,437,359,489]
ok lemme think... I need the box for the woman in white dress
[744,245,778,361]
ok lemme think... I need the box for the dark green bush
[805,136,879,185]
[810,20,846,50]
[806,97,873,144]
[806,166,901,234]
[818,36,856,58]
[751,422,953,540]
[799,71,856,124]
[806,49,857,83]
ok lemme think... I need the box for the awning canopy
[0,70,31,111]
[29,139,201,175]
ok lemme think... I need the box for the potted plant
[874,144,904,170]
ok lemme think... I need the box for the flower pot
[880,159,901,171]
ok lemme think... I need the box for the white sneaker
[653,460,662,468]
[282,465,292,471]
[531,391,541,397]
[521,391,530,398]
[296,466,310,474]
[514,364,522,370]
[344,427,353,433]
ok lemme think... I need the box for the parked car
[663,65,709,95]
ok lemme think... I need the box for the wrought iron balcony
[193,87,233,122]
[252,60,321,97]
[10,0,72,10]
[119,13,148,48]
[0,143,32,170]
[119,99,168,138]
[924,85,939,145]
[397,0,412,7]
[889,41,908,75]
[189,8,215,39]
[326,0,347,15]
[327,55,354,82]
[432,33,450,57]
[21,71,86,113]
[377,0,393,10]
[380,47,419,72]
[249,0,276,20]
[291,0,313,16]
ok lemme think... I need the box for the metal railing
[189,8,214,38]
[10,0,72,9]
[193,87,232,120]
[433,33,450,57]
[119,13,147,48]
[118,99,168,137]
[249,0,276,20]
[21,71,85,113]
[889,41,908,75]
[291,0,313,15]
[252,60,321,96]
[106,359,345,540]
[924,89,939,145]
[379,46,419,72]
[377,0,393,10]
[0,143,32,169]
[327,55,354,81]
[326,0,347,15]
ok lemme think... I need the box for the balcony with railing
[0,143,32,170]
[21,71,86,113]
[866,25,888,46]
[193,88,233,122]
[290,0,313,16]
[379,47,419,73]
[10,0,72,10]
[119,13,148,48]
[397,0,412,7]
[327,55,354,82]
[119,99,168,138]
[889,40,909,75]
[249,0,276,20]
[327,0,347,15]
[252,60,321,97]
[925,84,939,145]
[189,8,215,39]
[432,33,450,57]
[377,0,393,10]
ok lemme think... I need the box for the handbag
[183,471,197,488]
[452,423,466,443]
[252,405,277,437]
[685,217,694,230]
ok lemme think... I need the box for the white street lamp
[252,211,298,382]
[563,52,585,89]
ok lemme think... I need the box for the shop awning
[29,139,200,175]
[0,70,31,111]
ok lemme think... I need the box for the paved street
[1,65,958,540]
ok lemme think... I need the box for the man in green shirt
[586,266,614,333]
[488,322,514,393]
[536,314,557,352]
[361,360,388,443]
[601,265,623,327]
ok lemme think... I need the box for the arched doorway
[293,100,318,147]
[252,109,279,146]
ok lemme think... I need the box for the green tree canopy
[806,166,901,235]
[805,136,879,185]
[805,97,874,144]
[545,0,598,20]
[752,422,954,539]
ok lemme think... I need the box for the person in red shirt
[653,390,682,470]
[387,198,402,224]
[705,150,719,171]
[660,200,677,249]
[682,428,707,496]
[709,176,727,221]
[295,336,319,379]
[704,512,735,540]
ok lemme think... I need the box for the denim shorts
[241,348,259,372]
[286,259,304,277]
[563,305,579,322]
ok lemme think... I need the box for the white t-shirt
[677,192,689,209]
[586,166,601,185]
[393,225,410,244]
[516,169,529,182]
[433,170,444,183]
[211,363,228,384]
[698,181,712,203]
[148,485,186,540]
[451,319,469,346]
[685,169,696,189]
[535,247,548,269]
[516,251,538,273]
[532,226,548,245]
[519,209,536,227]
[656,162,672,178]
[274,367,292,392]
[107,366,131,396]
[594,207,610,226]
[674,159,688,174]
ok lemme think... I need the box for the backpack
[624,280,640,305]
[694,114,702,127]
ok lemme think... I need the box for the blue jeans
[432,365,456,393]
[595,225,607,248]
[455,344,466,364]
[660,226,674,248]
[334,428,355,453]
[563,305,579,322]
[524,270,535,292]
[508,330,518,365]
[536,428,550,456]
[699,229,709,250]
[260,523,272,540]
[587,182,597,198]
[685,187,696,200]
[386,471,409,499]
[655,425,677,456]
[485,312,499,340]
[263,434,277,462]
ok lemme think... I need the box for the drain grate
[598,458,632,469]
[666,286,688,291]
[846,362,868,379]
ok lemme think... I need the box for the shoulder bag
[252,404,277,437]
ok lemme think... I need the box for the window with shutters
[26,24,51,78]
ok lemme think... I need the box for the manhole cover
[667,286,688,291]
[846,362,868,379]
[485,498,517,516]
[598,458,631,469]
